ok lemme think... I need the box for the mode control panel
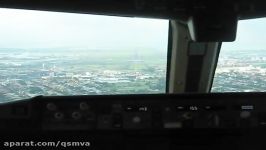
[39,94,266,130]
[1,93,266,131]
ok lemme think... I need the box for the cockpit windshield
[212,18,266,92]
[0,8,169,102]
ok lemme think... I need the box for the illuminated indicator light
[241,105,254,110]
[177,106,184,110]
[125,107,134,111]
[176,106,186,111]
[139,107,148,112]
[189,106,198,111]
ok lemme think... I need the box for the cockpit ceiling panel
[0,0,265,20]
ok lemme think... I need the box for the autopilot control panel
[1,93,266,131]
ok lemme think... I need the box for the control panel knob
[46,103,57,111]
[72,111,82,120]
[112,104,122,112]
[80,102,89,110]
[240,111,251,119]
[132,116,141,123]
[164,107,171,112]
[183,112,193,120]
[54,112,64,120]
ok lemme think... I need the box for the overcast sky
[0,8,265,51]
[0,8,168,50]
[222,18,266,51]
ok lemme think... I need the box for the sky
[0,8,169,50]
[0,8,265,51]
[222,17,266,51]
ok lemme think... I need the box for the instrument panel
[1,93,266,131]
[1,93,266,150]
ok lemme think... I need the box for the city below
[1,48,266,102]
[212,49,266,92]
[0,48,166,102]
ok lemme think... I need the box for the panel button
[132,116,141,123]
[182,112,193,120]
[46,103,57,111]
[113,114,123,128]
[98,115,112,129]
[80,102,89,110]
[112,104,123,112]
[240,111,251,119]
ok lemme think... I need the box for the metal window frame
[167,20,221,93]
